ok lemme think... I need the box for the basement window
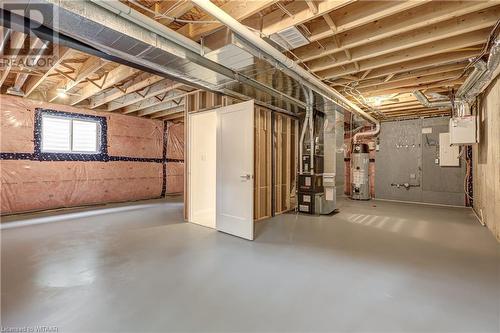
[41,114,101,154]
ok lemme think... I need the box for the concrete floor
[1,197,499,332]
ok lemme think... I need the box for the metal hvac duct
[413,90,454,109]
[413,57,493,113]
[190,0,379,129]
[456,60,488,97]
[5,0,307,113]
[462,40,500,101]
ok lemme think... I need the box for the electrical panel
[439,133,460,167]
[449,116,477,145]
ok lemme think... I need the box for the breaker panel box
[439,132,460,167]
[449,116,477,145]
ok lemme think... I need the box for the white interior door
[188,110,217,228]
[216,100,254,240]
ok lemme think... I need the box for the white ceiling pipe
[0,28,11,53]
[191,0,379,127]
[352,122,381,144]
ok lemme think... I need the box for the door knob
[240,174,251,180]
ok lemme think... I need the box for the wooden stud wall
[186,90,223,113]
[254,107,272,221]
[273,113,298,216]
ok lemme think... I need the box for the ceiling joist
[294,1,497,62]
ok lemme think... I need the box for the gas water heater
[351,143,370,200]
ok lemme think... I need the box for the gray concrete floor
[1,197,499,332]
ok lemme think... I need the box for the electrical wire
[458,145,474,204]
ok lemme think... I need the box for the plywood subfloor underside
[1,198,499,332]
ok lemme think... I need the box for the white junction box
[449,116,476,145]
[439,132,460,167]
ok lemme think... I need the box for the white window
[41,114,100,154]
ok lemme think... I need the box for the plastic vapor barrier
[1,95,164,215]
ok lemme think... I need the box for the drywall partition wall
[165,121,185,195]
[375,117,466,206]
[188,110,217,228]
[473,75,500,241]
[1,95,163,215]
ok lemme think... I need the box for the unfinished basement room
[1,1,499,332]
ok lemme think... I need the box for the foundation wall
[375,117,466,206]
[165,121,185,195]
[1,95,164,215]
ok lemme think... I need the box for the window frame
[34,108,108,161]
[41,114,101,154]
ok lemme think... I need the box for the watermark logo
[1,1,60,71]
[0,326,58,333]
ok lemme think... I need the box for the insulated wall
[473,75,500,241]
[1,95,164,215]
[375,117,466,206]
[165,121,184,195]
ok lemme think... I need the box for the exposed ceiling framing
[0,31,195,120]
[1,0,498,121]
